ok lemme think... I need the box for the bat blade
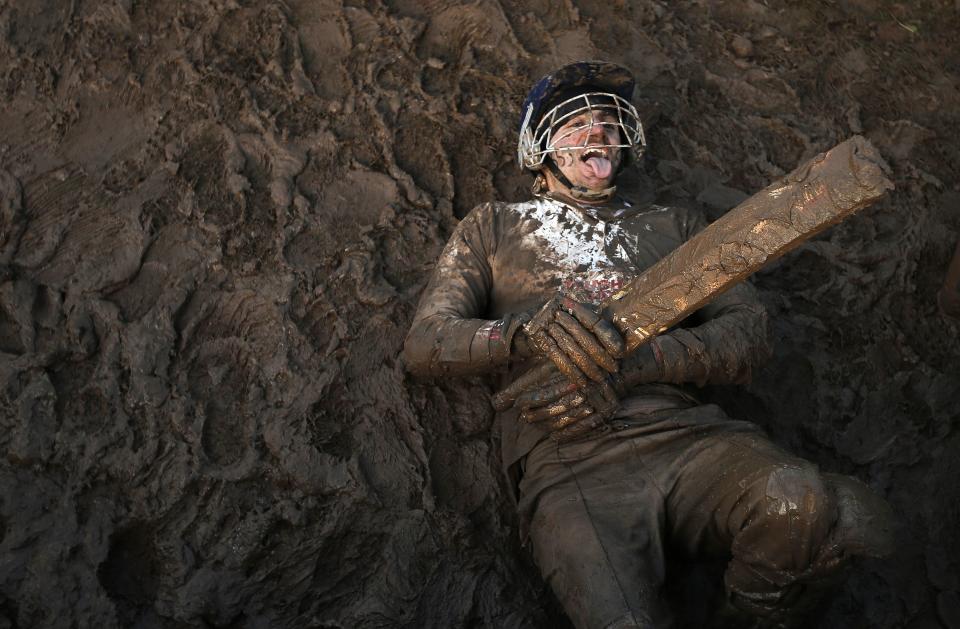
[603,135,894,352]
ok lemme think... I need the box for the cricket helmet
[517,61,646,172]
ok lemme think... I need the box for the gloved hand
[493,343,662,441]
[515,295,626,389]
[512,368,622,442]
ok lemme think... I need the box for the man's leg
[519,434,675,629]
[665,428,893,626]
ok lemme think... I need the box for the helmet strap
[544,157,616,203]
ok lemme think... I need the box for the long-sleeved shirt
[402,193,770,469]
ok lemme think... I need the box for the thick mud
[0,1,958,627]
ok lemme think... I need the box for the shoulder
[451,199,542,257]
[453,202,500,236]
[631,203,707,240]
[460,199,527,222]
[635,202,703,221]
[461,198,557,229]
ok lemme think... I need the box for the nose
[583,119,607,145]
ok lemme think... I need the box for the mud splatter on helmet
[517,61,646,172]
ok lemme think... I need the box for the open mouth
[579,146,613,179]
[580,147,608,161]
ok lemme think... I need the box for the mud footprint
[201,398,247,466]
[98,522,160,620]
[188,343,255,467]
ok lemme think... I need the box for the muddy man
[402,61,893,629]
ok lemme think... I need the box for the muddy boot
[711,596,759,629]
[821,473,895,560]
[711,595,807,629]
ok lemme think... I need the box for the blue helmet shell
[519,61,636,144]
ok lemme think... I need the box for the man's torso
[473,195,704,465]
[482,195,696,315]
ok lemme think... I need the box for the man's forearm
[651,297,770,387]
[401,312,529,378]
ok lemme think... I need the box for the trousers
[517,404,893,629]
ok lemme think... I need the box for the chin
[579,177,615,190]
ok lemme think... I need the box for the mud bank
[1,1,958,627]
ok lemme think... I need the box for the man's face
[547,109,623,191]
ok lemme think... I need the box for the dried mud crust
[0,1,958,628]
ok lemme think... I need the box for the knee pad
[726,469,892,617]
[727,466,835,596]
[761,465,834,530]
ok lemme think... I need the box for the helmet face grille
[518,92,646,171]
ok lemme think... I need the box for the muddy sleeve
[401,204,525,378]
[647,209,772,386]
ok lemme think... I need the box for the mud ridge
[1,1,958,627]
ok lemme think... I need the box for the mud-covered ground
[1,1,959,627]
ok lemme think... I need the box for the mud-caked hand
[519,295,625,389]
[512,367,623,442]
[494,338,663,413]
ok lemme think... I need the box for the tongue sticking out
[584,156,612,179]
